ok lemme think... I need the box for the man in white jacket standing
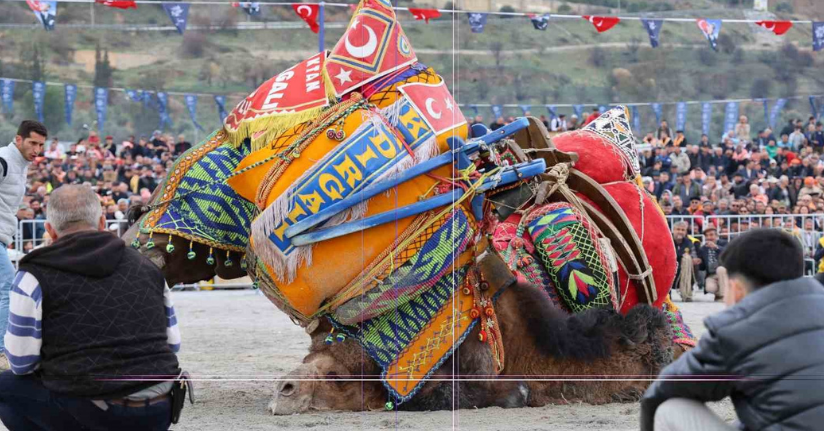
[0,120,46,369]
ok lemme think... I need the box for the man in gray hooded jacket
[641,228,824,431]
[0,120,47,369]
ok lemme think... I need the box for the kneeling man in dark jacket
[1,185,182,431]
[641,228,824,431]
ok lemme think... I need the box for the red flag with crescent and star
[325,0,417,97]
[292,3,320,33]
[398,81,466,136]
[409,8,440,23]
[95,0,137,9]
[756,20,792,35]
[583,15,620,33]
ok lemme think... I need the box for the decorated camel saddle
[133,0,694,405]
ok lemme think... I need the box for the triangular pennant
[409,8,440,24]
[95,0,137,9]
[641,19,663,48]
[233,1,261,16]
[756,20,792,36]
[583,15,619,33]
[696,18,722,51]
[162,2,190,35]
[26,0,57,31]
[529,13,550,31]
[467,12,488,33]
[292,4,320,33]
[325,0,417,98]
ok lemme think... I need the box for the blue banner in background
[675,102,687,132]
[810,96,818,120]
[64,84,76,125]
[769,98,787,129]
[157,91,172,129]
[651,103,662,126]
[185,94,205,131]
[701,102,712,137]
[813,22,824,52]
[32,81,45,123]
[630,105,640,133]
[598,105,608,114]
[491,104,503,119]
[641,19,663,48]
[724,101,739,134]
[572,104,584,120]
[467,104,479,117]
[94,87,108,132]
[544,105,557,119]
[214,95,228,124]
[142,91,153,109]
[1,79,15,114]
[519,104,531,115]
[163,2,190,34]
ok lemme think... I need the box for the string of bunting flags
[14,0,824,51]
[1,75,822,139]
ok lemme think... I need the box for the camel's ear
[307,318,334,348]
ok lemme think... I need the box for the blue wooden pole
[318,2,325,53]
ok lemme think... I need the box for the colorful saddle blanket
[139,130,258,253]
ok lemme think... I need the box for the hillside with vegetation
[0,0,822,143]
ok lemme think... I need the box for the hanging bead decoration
[384,401,394,411]
[335,333,346,342]
[225,250,233,267]
[206,247,215,266]
[324,328,335,345]
[187,241,196,260]
[131,232,140,249]
[145,232,155,249]
[165,234,175,253]
[240,254,248,270]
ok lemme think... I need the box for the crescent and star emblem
[425,98,442,120]
[296,5,313,17]
[345,21,378,59]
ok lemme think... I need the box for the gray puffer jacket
[641,277,824,431]
[0,142,29,246]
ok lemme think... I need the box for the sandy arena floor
[2,289,736,431]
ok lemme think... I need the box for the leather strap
[564,169,657,304]
[104,393,170,408]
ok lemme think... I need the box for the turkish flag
[325,0,417,97]
[292,4,320,33]
[95,0,137,8]
[756,20,792,36]
[409,8,440,23]
[398,81,466,136]
[583,15,620,33]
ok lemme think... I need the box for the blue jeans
[0,243,14,352]
[0,371,172,431]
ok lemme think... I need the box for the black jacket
[641,277,824,431]
[19,231,179,398]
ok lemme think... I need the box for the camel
[270,282,672,414]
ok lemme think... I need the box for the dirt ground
[0,289,735,431]
[161,288,735,431]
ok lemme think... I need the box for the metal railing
[9,215,824,276]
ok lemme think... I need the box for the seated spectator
[641,229,824,431]
[698,225,727,301]
[0,185,185,430]
[799,176,823,199]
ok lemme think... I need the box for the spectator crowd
[10,130,191,253]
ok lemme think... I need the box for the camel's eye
[326,371,345,386]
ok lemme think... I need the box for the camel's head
[269,319,387,415]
